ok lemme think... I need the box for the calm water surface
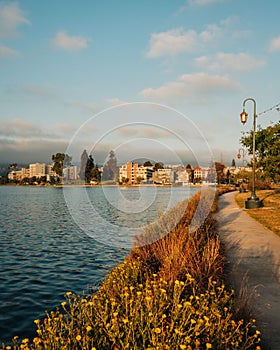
[0,185,197,342]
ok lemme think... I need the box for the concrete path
[214,191,280,350]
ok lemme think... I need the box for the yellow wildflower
[179,345,187,349]
[22,338,29,344]
[61,301,66,307]
[86,326,92,332]
[206,343,212,349]
[154,328,161,334]
[76,335,82,341]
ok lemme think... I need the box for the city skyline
[0,1,280,166]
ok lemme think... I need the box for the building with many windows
[29,163,46,178]
[152,168,174,184]
[63,165,78,182]
[119,162,154,184]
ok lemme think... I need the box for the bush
[1,190,262,350]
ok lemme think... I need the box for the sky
[0,0,280,167]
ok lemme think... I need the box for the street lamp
[240,98,263,209]
[237,148,246,193]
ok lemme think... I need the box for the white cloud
[51,31,88,51]
[146,24,223,58]
[139,72,240,101]
[106,98,127,106]
[269,36,280,52]
[195,52,266,72]
[0,2,30,39]
[146,29,198,57]
[0,44,19,58]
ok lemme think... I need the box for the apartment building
[29,163,46,178]
[119,162,153,184]
[8,168,30,181]
[152,168,174,184]
[63,165,78,181]
[175,169,190,184]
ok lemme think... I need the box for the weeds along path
[215,191,280,350]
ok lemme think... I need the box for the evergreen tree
[102,150,118,181]
[85,155,94,183]
[79,150,88,180]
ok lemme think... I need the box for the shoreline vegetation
[1,187,262,350]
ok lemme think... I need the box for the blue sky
[0,0,280,167]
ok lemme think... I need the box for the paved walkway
[214,191,280,350]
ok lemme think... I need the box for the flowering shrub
[1,190,262,349]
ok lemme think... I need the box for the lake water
[0,185,198,342]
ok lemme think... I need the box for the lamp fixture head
[240,110,248,124]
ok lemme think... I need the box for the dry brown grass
[130,190,224,290]
[235,188,280,236]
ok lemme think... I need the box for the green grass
[235,189,280,237]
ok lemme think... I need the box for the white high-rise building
[29,163,46,178]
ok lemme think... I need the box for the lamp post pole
[240,98,263,209]
[237,148,246,192]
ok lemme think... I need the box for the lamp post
[240,98,263,209]
[237,148,246,192]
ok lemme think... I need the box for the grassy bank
[235,189,280,237]
[1,190,261,350]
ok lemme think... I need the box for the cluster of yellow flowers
[1,191,262,349]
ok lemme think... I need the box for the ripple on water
[0,186,196,342]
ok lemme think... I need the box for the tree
[85,155,94,183]
[154,162,164,171]
[214,162,225,184]
[185,164,194,183]
[143,160,153,167]
[91,166,101,183]
[9,163,17,170]
[240,121,280,182]
[231,158,236,167]
[102,150,118,181]
[79,150,88,180]
[52,153,65,178]
[52,153,72,182]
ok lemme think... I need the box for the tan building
[29,163,46,178]
[119,162,153,184]
[152,168,174,184]
[8,168,30,181]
